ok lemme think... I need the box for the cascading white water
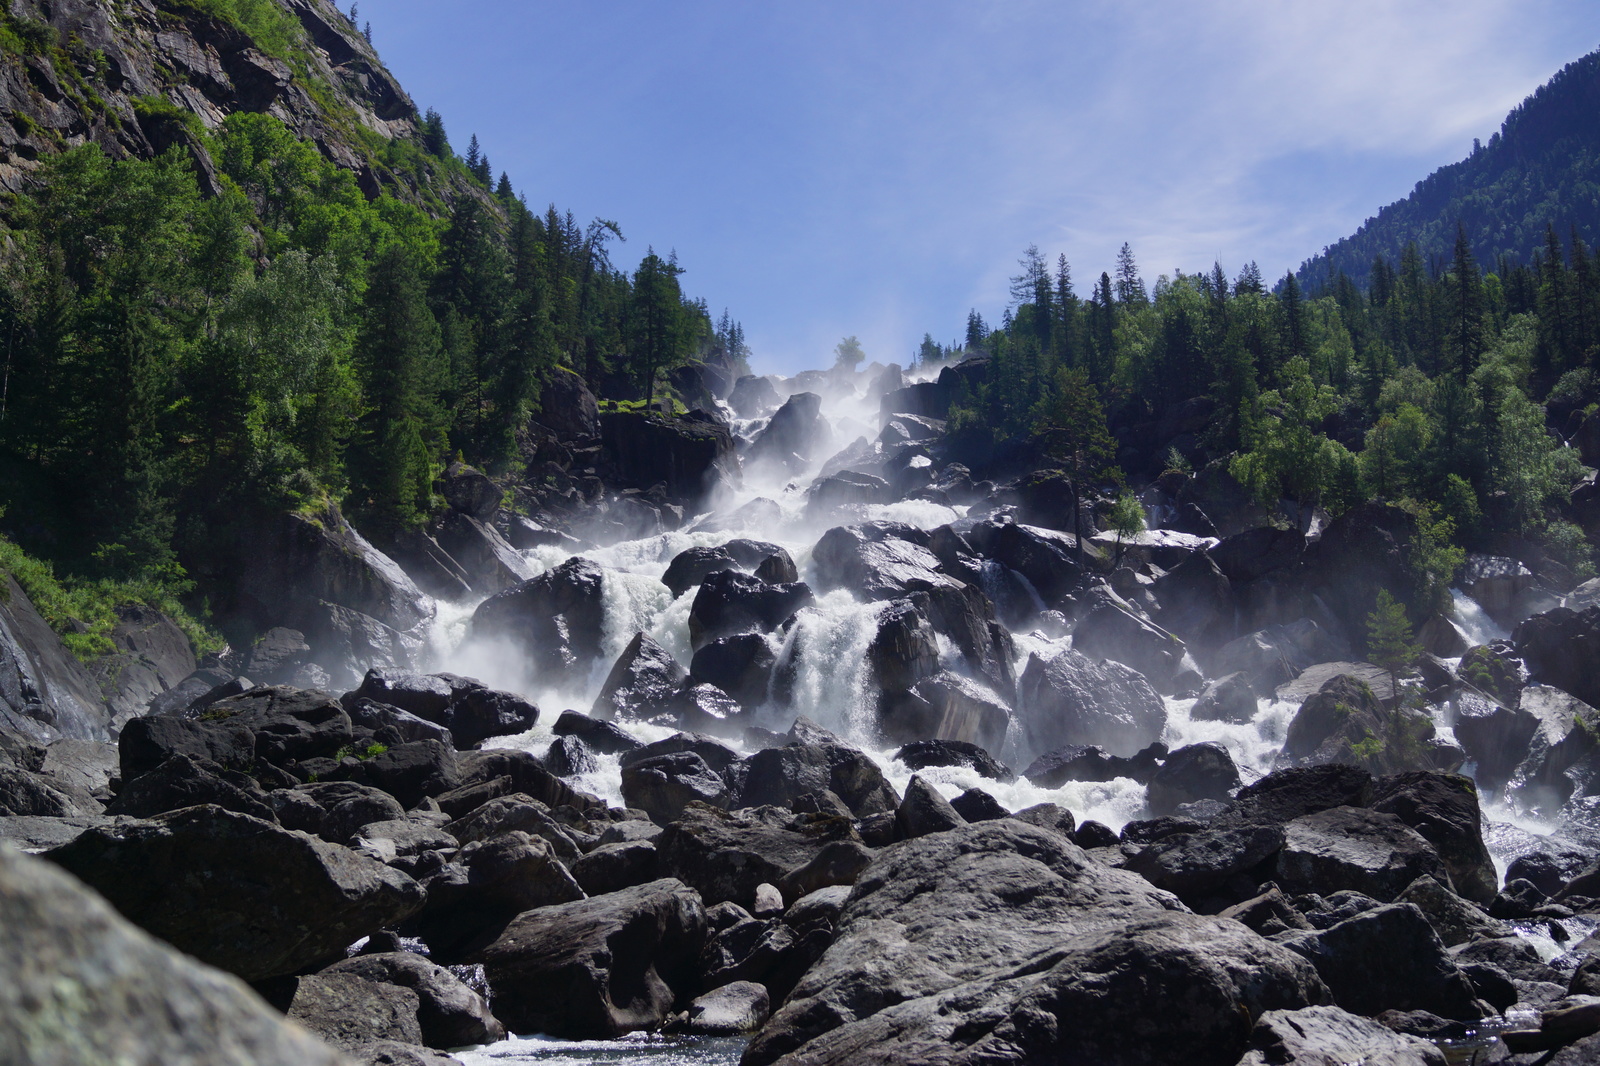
[416,371,1548,845]
[1451,586,1508,646]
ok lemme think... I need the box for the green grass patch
[0,535,222,663]
[161,0,302,62]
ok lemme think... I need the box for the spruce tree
[1366,588,1422,710]
[351,245,443,534]
[1446,223,1487,380]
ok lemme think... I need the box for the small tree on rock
[1366,588,1422,711]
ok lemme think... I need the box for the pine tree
[1234,261,1264,296]
[1277,270,1309,377]
[964,309,988,352]
[1446,222,1487,381]
[1115,242,1147,305]
[1090,272,1116,383]
[1366,588,1422,710]
[351,245,444,534]
[421,109,449,157]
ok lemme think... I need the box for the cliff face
[0,0,420,197]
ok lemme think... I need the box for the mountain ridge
[1297,44,1600,290]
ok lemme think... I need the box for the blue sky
[358,0,1600,375]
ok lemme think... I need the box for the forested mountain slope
[0,0,747,667]
[1297,46,1600,291]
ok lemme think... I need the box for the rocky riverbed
[8,357,1600,1064]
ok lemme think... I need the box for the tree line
[936,228,1600,596]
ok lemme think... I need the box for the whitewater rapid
[410,371,1522,841]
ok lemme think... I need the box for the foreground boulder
[0,845,348,1066]
[1237,1006,1446,1066]
[321,951,505,1048]
[469,877,706,1037]
[47,804,425,981]
[743,820,1327,1066]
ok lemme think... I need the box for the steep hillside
[0,0,464,205]
[1298,46,1600,290]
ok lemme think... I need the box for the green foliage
[833,335,865,369]
[164,0,302,61]
[1544,519,1597,580]
[334,741,389,761]
[0,535,219,663]
[1231,356,1359,513]
[1366,588,1424,698]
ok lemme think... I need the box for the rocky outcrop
[469,557,608,687]
[743,819,1327,1066]
[469,878,707,1038]
[600,410,739,506]
[229,502,432,664]
[47,804,425,981]
[0,845,350,1066]
[0,0,426,196]
[0,574,111,743]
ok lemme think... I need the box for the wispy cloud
[364,0,1600,372]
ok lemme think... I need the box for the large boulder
[687,569,814,651]
[661,545,739,598]
[600,409,738,505]
[1236,1006,1447,1066]
[89,604,197,732]
[621,751,731,822]
[742,819,1327,1066]
[1461,554,1535,625]
[592,632,686,721]
[894,738,1014,783]
[1507,684,1600,812]
[410,831,585,961]
[1279,903,1485,1020]
[280,972,423,1053]
[468,878,707,1038]
[345,669,537,749]
[322,951,505,1048]
[0,574,112,743]
[655,804,851,909]
[1072,588,1191,694]
[531,366,601,440]
[729,374,781,419]
[1147,742,1242,816]
[1370,771,1497,906]
[431,511,531,596]
[965,519,1089,602]
[878,671,1012,754]
[1016,648,1167,759]
[748,391,830,472]
[690,634,777,707]
[1515,606,1600,708]
[47,805,425,981]
[811,522,964,601]
[1274,806,1451,903]
[735,742,900,818]
[1302,503,1424,638]
[231,501,432,640]
[866,598,941,693]
[469,557,608,688]
[1211,619,1349,696]
[0,845,349,1066]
